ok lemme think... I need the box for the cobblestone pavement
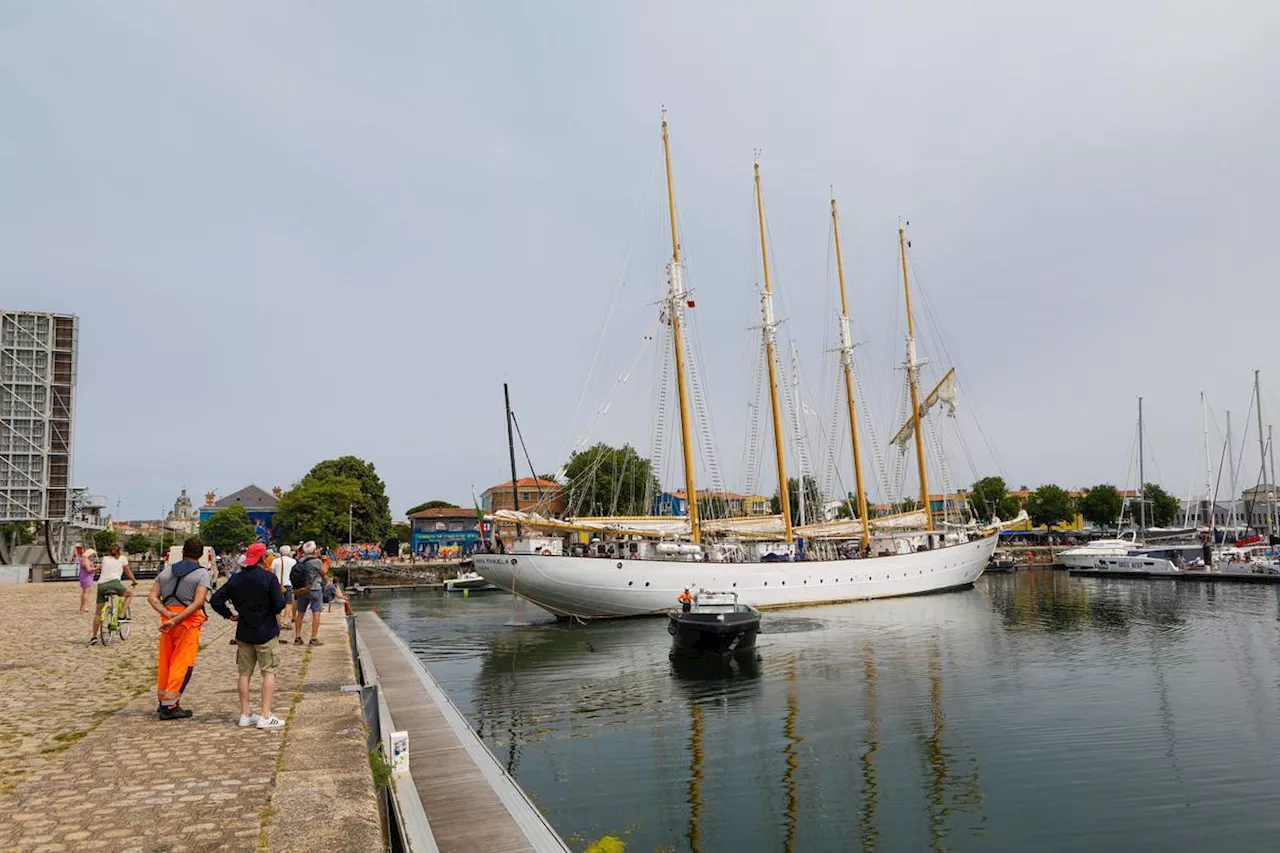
[0,583,382,853]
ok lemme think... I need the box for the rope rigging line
[564,151,661,462]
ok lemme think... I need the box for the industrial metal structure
[1,310,105,565]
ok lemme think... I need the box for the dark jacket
[209,565,285,645]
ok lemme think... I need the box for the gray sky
[3,1,1278,520]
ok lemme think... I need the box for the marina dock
[355,612,570,853]
[1069,568,1280,583]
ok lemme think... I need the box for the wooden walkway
[359,613,569,853]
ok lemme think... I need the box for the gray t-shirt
[156,560,213,606]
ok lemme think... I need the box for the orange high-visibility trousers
[157,605,206,708]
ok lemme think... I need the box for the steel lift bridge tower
[0,311,107,566]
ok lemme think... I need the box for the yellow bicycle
[98,588,133,645]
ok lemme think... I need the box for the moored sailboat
[473,115,999,618]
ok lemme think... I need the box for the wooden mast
[899,226,933,531]
[661,113,701,544]
[755,159,793,543]
[831,197,870,551]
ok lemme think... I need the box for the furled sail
[890,367,958,450]
[794,509,929,539]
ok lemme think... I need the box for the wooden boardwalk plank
[360,614,569,853]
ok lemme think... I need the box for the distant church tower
[168,489,196,533]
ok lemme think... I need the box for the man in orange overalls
[147,538,213,720]
[678,588,693,613]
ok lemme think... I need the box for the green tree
[1026,484,1075,529]
[1078,484,1124,527]
[122,533,153,556]
[969,476,1020,523]
[536,473,559,484]
[91,528,118,553]
[406,500,459,515]
[305,456,392,541]
[1143,483,1180,528]
[200,505,258,554]
[1,522,35,546]
[900,497,920,513]
[390,522,412,543]
[274,475,363,548]
[563,443,659,516]
[771,475,822,522]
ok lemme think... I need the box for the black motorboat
[668,591,760,657]
[985,555,1016,573]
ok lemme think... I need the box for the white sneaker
[257,715,285,730]
[237,714,261,728]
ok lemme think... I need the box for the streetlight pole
[348,503,353,548]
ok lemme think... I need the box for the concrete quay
[0,584,383,853]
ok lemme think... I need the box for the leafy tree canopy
[536,473,559,484]
[969,476,1020,523]
[406,500,459,515]
[1026,484,1075,528]
[390,522,412,543]
[771,475,823,522]
[305,456,392,542]
[200,505,258,554]
[563,443,659,517]
[1143,483,1180,528]
[1079,484,1124,527]
[122,533,153,556]
[1,523,35,546]
[275,475,363,549]
[91,528,118,554]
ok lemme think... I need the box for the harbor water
[364,571,1280,852]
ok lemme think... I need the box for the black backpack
[289,558,311,590]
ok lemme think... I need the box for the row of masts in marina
[1132,369,1279,538]
[660,113,935,550]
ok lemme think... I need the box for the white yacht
[1093,544,1206,574]
[1058,532,1141,569]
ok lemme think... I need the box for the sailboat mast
[1201,391,1213,539]
[787,340,807,528]
[1138,396,1146,531]
[754,160,793,543]
[661,114,701,544]
[1269,424,1277,538]
[898,227,932,531]
[831,198,870,551]
[1226,410,1237,532]
[504,382,522,540]
[1254,370,1267,532]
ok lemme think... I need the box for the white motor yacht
[1058,531,1140,569]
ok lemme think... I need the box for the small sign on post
[389,730,409,775]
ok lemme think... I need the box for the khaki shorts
[235,641,278,676]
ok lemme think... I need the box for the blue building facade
[411,507,483,558]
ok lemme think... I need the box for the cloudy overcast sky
[3,1,1278,520]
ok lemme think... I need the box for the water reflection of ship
[919,635,986,851]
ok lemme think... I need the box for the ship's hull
[472,531,998,619]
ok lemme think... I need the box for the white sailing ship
[474,116,1001,619]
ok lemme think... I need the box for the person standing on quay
[210,542,287,730]
[147,537,212,720]
[274,544,297,640]
[292,541,326,646]
[77,548,97,613]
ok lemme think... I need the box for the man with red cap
[209,541,287,729]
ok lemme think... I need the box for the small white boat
[1058,531,1141,568]
[443,571,500,592]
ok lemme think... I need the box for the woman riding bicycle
[90,543,138,645]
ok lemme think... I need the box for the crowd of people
[76,537,354,727]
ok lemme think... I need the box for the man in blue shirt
[210,542,286,730]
